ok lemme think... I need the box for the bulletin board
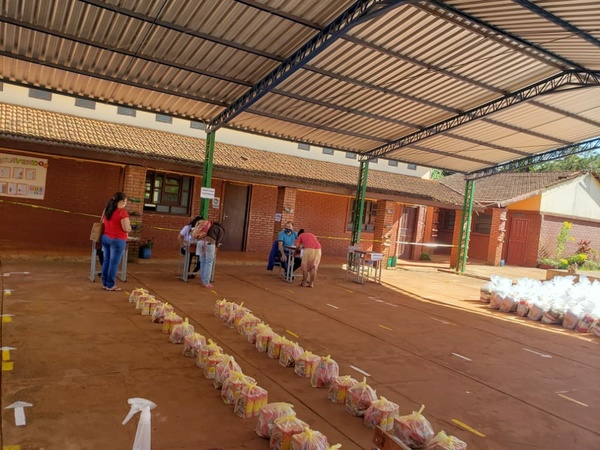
[0,153,48,200]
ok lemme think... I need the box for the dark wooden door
[220,182,250,251]
[506,216,529,266]
[397,207,417,260]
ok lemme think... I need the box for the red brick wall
[539,215,600,260]
[247,185,278,254]
[0,152,123,254]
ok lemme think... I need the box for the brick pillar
[123,166,146,262]
[487,208,507,266]
[373,199,398,266]
[273,186,298,238]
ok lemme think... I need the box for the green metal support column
[351,160,369,246]
[201,131,215,219]
[456,179,475,273]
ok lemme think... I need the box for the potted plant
[139,237,155,259]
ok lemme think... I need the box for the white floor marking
[385,302,399,307]
[523,348,552,358]
[431,317,453,325]
[350,365,371,377]
[452,353,472,361]
[558,393,588,407]
[326,304,339,309]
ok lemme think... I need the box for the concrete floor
[0,255,598,449]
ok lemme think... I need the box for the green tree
[528,150,600,172]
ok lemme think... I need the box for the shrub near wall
[540,215,600,259]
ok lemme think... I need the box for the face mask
[284,228,292,233]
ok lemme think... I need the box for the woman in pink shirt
[101,192,132,291]
[296,230,322,288]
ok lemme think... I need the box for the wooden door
[220,182,250,251]
[397,207,417,260]
[506,216,529,266]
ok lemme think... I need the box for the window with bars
[144,171,193,215]
[347,199,378,232]
[472,213,492,234]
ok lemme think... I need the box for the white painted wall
[0,83,431,178]
[540,173,600,220]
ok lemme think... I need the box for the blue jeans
[101,235,126,288]
[196,240,216,286]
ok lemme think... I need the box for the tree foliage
[526,150,600,172]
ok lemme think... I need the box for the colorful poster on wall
[0,153,48,200]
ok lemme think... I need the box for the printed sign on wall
[0,153,48,200]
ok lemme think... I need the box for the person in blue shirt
[278,221,302,273]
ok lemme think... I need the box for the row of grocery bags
[480,275,600,336]
[127,288,468,450]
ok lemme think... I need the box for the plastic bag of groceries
[222,371,255,405]
[238,313,263,337]
[311,355,339,388]
[248,322,270,345]
[135,293,153,310]
[256,324,275,352]
[214,355,242,389]
[128,287,148,304]
[498,289,519,313]
[527,287,552,321]
[269,415,309,450]
[279,341,304,368]
[234,302,252,329]
[222,301,246,328]
[255,402,295,438]
[162,312,183,334]
[425,430,467,450]
[196,339,222,369]
[151,301,173,323]
[182,332,206,357]
[345,377,377,417]
[141,296,159,316]
[328,375,359,403]
[169,317,195,344]
[204,352,228,380]
[294,351,321,378]
[291,428,329,450]
[214,298,228,317]
[267,334,285,359]
[364,396,399,431]
[392,405,435,449]
[234,382,268,419]
[488,276,513,310]
[506,278,541,314]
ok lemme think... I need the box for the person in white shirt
[178,215,202,277]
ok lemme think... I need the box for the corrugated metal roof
[0,0,598,174]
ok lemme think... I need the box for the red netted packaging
[426,431,467,450]
[294,351,321,378]
[328,375,358,403]
[310,355,339,388]
[364,396,399,431]
[255,402,295,438]
[269,415,309,450]
[345,377,377,417]
[392,405,435,449]
[234,383,268,419]
[291,428,330,450]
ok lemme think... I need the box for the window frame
[347,199,378,232]
[143,171,193,215]
[472,213,492,235]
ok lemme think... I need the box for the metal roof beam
[511,0,600,49]
[465,139,600,180]
[362,70,600,160]
[420,0,583,70]
[207,0,413,132]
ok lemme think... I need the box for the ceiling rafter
[362,70,600,160]
[511,0,600,49]
[208,0,414,131]
[466,138,600,180]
